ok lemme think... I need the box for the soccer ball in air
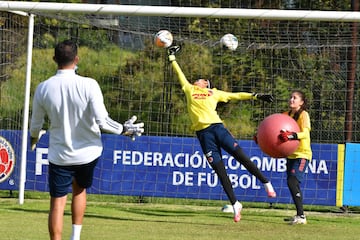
[220,33,238,51]
[154,30,173,48]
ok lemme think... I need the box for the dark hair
[54,40,78,67]
[289,90,308,121]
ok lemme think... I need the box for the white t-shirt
[30,69,122,166]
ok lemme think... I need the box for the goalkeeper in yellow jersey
[279,90,312,225]
[168,46,276,223]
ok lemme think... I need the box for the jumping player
[167,45,276,222]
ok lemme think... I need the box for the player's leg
[218,125,276,197]
[210,160,242,222]
[197,127,237,202]
[48,163,73,240]
[287,175,303,213]
[70,180,86,240]
[70,158,99,240]
[287,175,307,224]
[286,158,309,224]
[196,125,242,222]
[49,195,68,240]
[211,160,236,204]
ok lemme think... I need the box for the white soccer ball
[221,204,234,213]
[154,30,173,48]
[220,33,238,51]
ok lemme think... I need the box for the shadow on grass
[7,205,227,226]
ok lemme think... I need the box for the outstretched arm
[96,115,144,141]
[215,90,274,103]
[90,81,144,140]
[168,46,191,88]
[170,61,190,88]
[252,93,274,103]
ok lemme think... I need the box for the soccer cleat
[290,215,307,225]
[233,201,243,222]
[264,182,277,198]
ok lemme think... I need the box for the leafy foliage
[1,1,359,142]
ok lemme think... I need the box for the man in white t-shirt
[30,39,144,240]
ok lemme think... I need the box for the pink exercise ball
[256,114,300,158]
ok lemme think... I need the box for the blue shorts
[196,123,239,164]
[286,158,309,183]
[48,158,99,197]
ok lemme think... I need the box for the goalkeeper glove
[122,116,144,141]
[278,129,298,142]
[30,129,46,151]
[253,93,274,103]
[168,45,181,62]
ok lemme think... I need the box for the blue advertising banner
[343,143,360,206]
[0,130,338,206]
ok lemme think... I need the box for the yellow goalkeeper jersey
[171,60,254,131]
[283,110,312,160]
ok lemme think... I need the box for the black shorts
[48,158,99,197]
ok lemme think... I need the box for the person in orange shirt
[279,90,312,225]
[168,46,276,223]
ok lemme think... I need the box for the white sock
[232,201,242,214]
[70,224,82,240]
[264,182,274,192]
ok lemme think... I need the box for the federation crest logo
[0,136,15,183]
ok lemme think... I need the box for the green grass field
[1,191,359,240]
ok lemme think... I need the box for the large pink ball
[256,114,300,158]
